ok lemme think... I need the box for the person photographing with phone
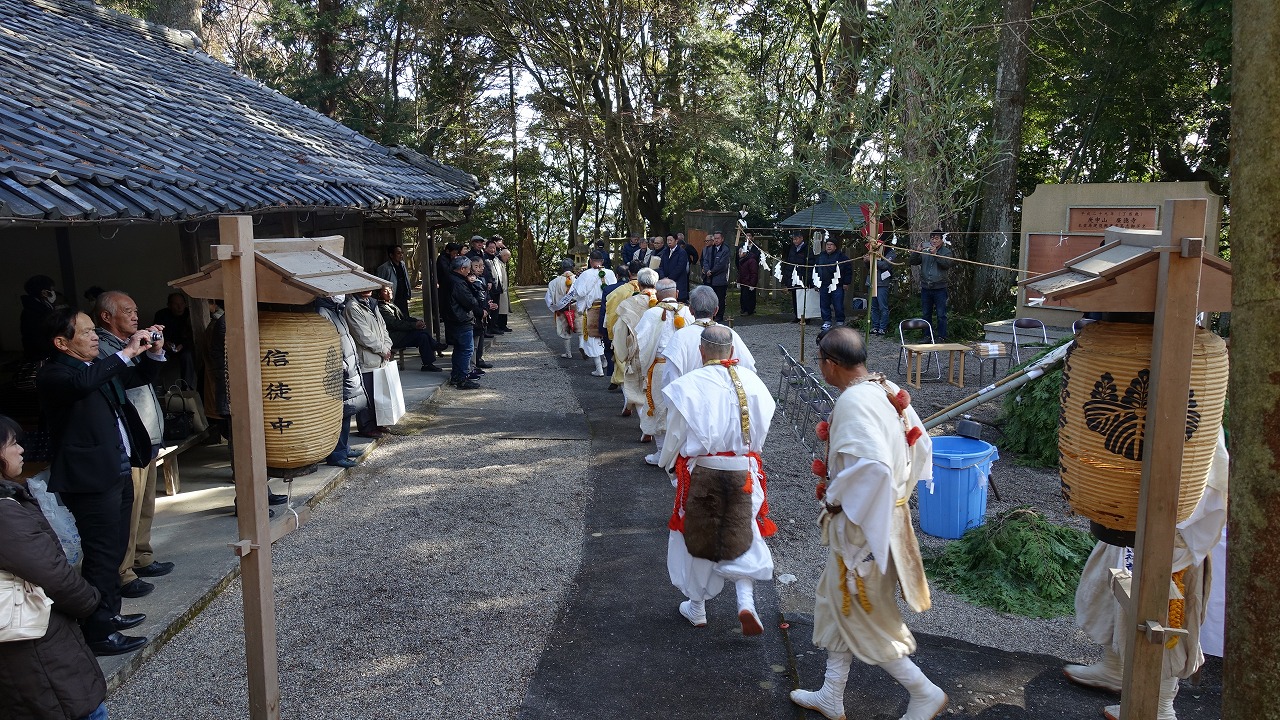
[908,230,954,341]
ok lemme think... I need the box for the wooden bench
[157,428,210,496]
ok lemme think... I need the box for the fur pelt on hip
[584,304,603,339]
[682,466,754,562]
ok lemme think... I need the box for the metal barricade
[777,344,835,461]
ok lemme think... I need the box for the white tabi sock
[678,599,707,627]
[562,337,573,359]
[880,656,947,720]
[1064,647,1123,693]
[1104,676,1179,720]
[790,650,852,720]
[735,579,763,636]
[591,355,604,376]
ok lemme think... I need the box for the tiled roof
[0,0,479,222]
[778,196,893,232]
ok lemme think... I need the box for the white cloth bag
[373,363,406,426]
[0,500,53,642]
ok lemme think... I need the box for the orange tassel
[811,458,827,478]
[892,389,911,413]
[674,316,685,329]
[816,420,830,441]
[816,482,826,501]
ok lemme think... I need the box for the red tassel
[811,458,827,478]
[816,420,830,441]
[816,482,826,501]
[758,517,778,537]
[906,426,923,447]
[892,389,911,413]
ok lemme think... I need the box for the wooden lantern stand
[171,215,387,720]
[1021,198,1232,719]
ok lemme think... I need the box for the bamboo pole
[216,215,281,720]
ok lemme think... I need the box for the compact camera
[150,331,163,343]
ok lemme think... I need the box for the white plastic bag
[25,470,82,567]
[373,363,406,426]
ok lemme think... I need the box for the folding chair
[1072,317,1097,334]
[897,318,940,379]
[973,342,1013,383]
[1012,317,1049,364]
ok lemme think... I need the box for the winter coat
[342,296,392,371]
[469,277,490,328]
[659,245,690,299]
[781,242,815,288]
[737,252,760,287]
[700,243,732,287]
[909,245,954,289]
[0,480,105,720]
[316,299,365,413]
[445,272,479,327]
[616,241,644,269]
[815,251,854,288]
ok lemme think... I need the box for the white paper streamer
[811,268,821,288]
[774,262,784,282]
[791,269,802,288]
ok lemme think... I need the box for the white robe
[660,320,756,389]
[544,273,576,339]
[813,376,934,665]
[573,267,616,358]
[1074,429,1228,678]
[613,291,655,407]
[635,300,695,436]
[661,363,776,601]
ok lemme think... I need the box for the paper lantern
[258,310,344,475]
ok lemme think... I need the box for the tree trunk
[828,2,865,171]
[1223,2,1280,717]
[316,0,340,117]
[144,0,202,35]
[973,0,1032,311]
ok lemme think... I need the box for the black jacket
[0,481,106,720]
[37,351,156,493]
[445,272,479,327]
[782,243,815,288]
[815,251,854,287]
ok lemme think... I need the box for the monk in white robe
[634,279,694,457]
[611,268,659,414]
[791,327,947,720]
[543,259,577,359]
[1064,430,1228,720]
[572,251,617,376]
[662,285,755,386]
[604,270,641,389]
[660,325,776,636]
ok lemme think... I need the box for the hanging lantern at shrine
[1058,321,1227,543]
[257,309,344,476]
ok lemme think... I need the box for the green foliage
[945,314,985,343]
[999,338,1070,467]
[924,507,1095,618]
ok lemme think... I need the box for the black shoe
[232,500,277,519]
[268,491,288,506]
[420,364,442,372]
[457,380,481,390]
[483,331,495,338]
[347,449,362,459]
[607,383,620,391]
[111,613,146,631]
[476,361,493,369]
[89,632,148,656]
[133,561,174,578]
[326,458,357,468]
[119,579,154,598]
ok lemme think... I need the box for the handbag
[162,380,208,442]
[372,362,406,426]
[0,501,53,642]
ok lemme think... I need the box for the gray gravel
[735,321,1099,664]
[110,315,592,719]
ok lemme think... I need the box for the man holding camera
[39,306,166,656]
[94,291,175,601]
[909,230,954,341]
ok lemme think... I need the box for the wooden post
[1119,199,1207,720]
[215,215,281,720]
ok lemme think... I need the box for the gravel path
[110,314,592,719]
[735,321,1099,664]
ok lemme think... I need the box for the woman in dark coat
[0,415,109,720]
[659,235,689,301]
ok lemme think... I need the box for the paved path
[106,290,1223,719]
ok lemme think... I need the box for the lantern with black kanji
[258,310,343,475]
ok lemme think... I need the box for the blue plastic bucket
[916,436,999,539]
